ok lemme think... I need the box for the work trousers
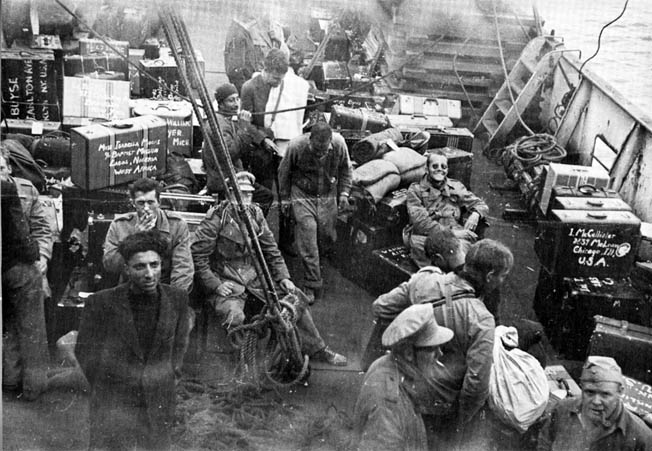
[2,262,49,397]
[208,290,326,355]
[291,185,337,291]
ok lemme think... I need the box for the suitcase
[358,188,408,227]
[140,58,185,98]
[535,210,641,278]
[78,38,129,57]
[397,94,462,120]
[131,99,194,156]
[429,146,474,188]
[315,89,387,110]
[622,377,652,419]
[70,115,168,191]
[549,196,632,214]
[63,54,129,80]
[553,278,651,360]
[386,114,454,134]
[329,105,391,133]
[1,49,61,122]
[589,315,652,385]
[426,127,474,152]
[552,185,621,199]
[62,76,131,123]
[348,216,404,291]
[538,163,610,214]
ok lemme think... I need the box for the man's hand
[453,228,478,242]
[238,110,252,123]
[217,281,236,297]
[136,211,156,232]
[263,138,280,156]
[35,256,48,275]
[279,279,296,293]
[338,194,349,212]
[464,211,480,231]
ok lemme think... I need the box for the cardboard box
[131,99,193,156]
[71,115,167,190]
[1,49,61,121]
[398,94,462,120]
[63,76,130,123]
[539,163,611,214]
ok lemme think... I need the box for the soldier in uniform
[1,148,53,400]
[103,177,194,292]
[354,304,454,451]
[404,149,489,268]
[373,239,513,438]
[191,171,347,366]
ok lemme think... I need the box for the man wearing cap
[277,121,353,303]
[203,83,273,215]
[537,356,652,451]
[191,172,347,366]
[373,239,513,432]
[354,304,454,451]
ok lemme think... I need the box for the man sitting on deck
[191,171,347,366]
[403,149,489,268]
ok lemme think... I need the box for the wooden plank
[406,39,524,57]
[401,68,495,88]
[409,56,505,76]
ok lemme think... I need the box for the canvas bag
[489,325,549,432]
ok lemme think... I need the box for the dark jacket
[203,111,265,194]
[76,283,190,449]
[240,73,274,133]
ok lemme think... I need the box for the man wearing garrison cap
[537,356,652,450]
[353,304,454,451]
[202,82,273,214]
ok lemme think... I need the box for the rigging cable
[578,0,630,75]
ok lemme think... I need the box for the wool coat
[76,283,190,450]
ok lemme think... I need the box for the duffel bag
[350,128,404,164]
[489,325,549,433]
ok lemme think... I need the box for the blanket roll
[351,128,404,164]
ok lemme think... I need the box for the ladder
[474,36,561,149]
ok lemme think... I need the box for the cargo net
[228,291,310,390]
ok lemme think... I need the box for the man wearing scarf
[354,303,454,451]
[537,356,652,450]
